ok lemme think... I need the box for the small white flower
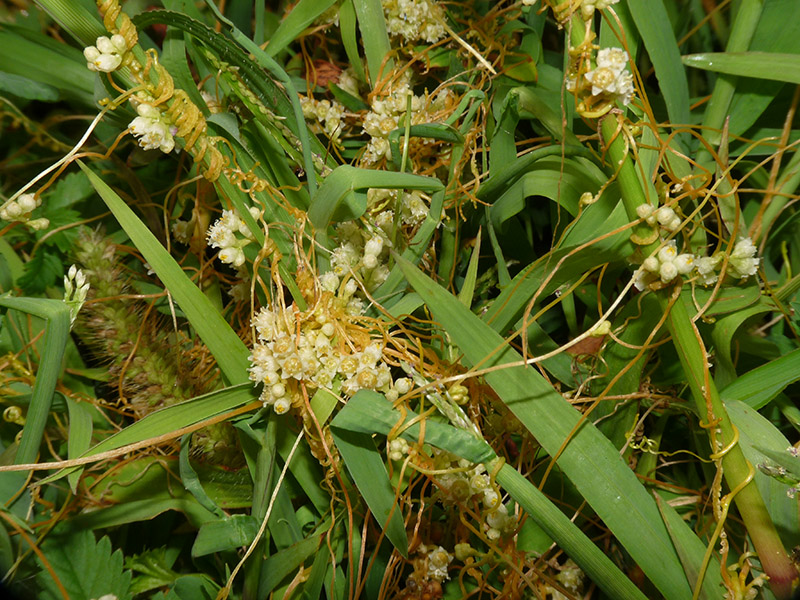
[84,35,126,72]
[320,271,340,293]
[584,47,634,104]
[364,235,384,257]
[273,397,292,414]
[426,546,453,581]
[674,254,695,274]
[659,260,678,283]
[129,103,175,153]
[657,240,678,263]
[728,237,759,279]
[655,206,676,225]
[695,254,721,285]
[642,256,660,273]
[63,264,90,327]
[218,246,246,267]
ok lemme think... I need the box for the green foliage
[2,0,800,598]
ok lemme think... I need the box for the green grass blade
[38,383,256,485]
[65,398,93,493]
[78,161,251,385]
[654,494,722,600]
[352,0,393,86]
[28,0,105,46]
[258,534,323,596]
[727,400,800,549]
[458,228,481,307]
[683,52,800,84]
[265,0,337,57]
[395,256,704,599]
[626,0,691,151]
[329,428,408,557]
[0,297,70,465]
[339,0,366,83]
[720,348,800,409]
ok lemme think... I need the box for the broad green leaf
[67,497,216,531]
[489,157,605,228]
[655,494,721,600]
[683,52,800,84]
[79,161,251,384]
[396,256,714,600]
[308,165,443,230]
[66,398,93,493]
[0,72,59,101]
[352,0,393,86]
[39,384,257,485]
[711,295,775,388]
[257,535,322,597]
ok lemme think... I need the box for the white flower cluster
[63,265,90,327]
[326,222,392,293]
[129,103,176,153]
[545,560,586,600]
[382,0,446,44]
[367,188,429,227]
[249,305,394,412]
[634,240,694,290]
[83,35,127,72]
[0,193,49,230]
[581,0,620,19]
[636,203,681,232]
[584,47,634,105]
[206,207,261,268]
[387,436,410,461]
[300,96,346,141]
[362,75,452,165]
[634,237,760,290]
[695,237,759,285]
[434,452,517,538]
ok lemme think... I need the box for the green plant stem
[601,114,796,599]
[664,291,795,599]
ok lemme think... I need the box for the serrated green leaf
[37,529,131,600]
[18,250,62,295]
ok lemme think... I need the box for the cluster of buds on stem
[0,193,49,230]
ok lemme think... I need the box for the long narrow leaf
[683,52,800,84]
